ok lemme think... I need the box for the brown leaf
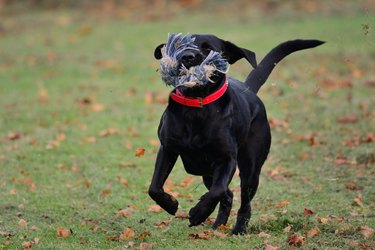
[337,114,358,124]
[99,128,119,137]
[8,131,23,140]
[286,233,304,247]
[154,219,171,227]
[283,225,292,232]
[345,182,362,190]
[304,208,314,216]
[22,241,33,249]
[317,217,329,224]
[180,177,195,187]
[139,242,155,250]
[334,156,355,165]
[135,148,145,157]
[91,103,106,112]
[116,208,133,218]
[265,244,281,250]
[148,205,162,212]
[19,219,27,229]
[306,226,320,238]
[275,200,289,208]
[353,194,364,207]
[56,227,71,238]
[360,226,374,239]
[213,230,227,238]
[117,177,129,188]
[100,185,111,197]
[119,227,135,241]
[136,231,151,240]
[85,179,91,188]
[217,224,231,231]
[189,230,212,240]
[258,232,271,238]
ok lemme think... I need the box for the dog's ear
[223,41,257,68]
[154,44,165,59]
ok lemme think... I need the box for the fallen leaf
[217,224,231,231]
[213,231,227,238]
[56,227,71,238]
[258,232,271,238]
[154,219,171,227]
[136,231,151,240]
[304,208,314,216]
[85,179,91,188]
[306,226,320,238]
[33,237,40,245]
[283,225,292,232]
[337,114,358,124]
[100,184,111,197]
[265,244,281,250]
[116,208,133,218]
[148,205,162,212]
[30,225,40,231]
[22,241,33,249]
[286,233,304,247]
[119,227,135,241]
[180,177,195,187]
[8,131,23,140]
[135,148,145,157]
[334,156,355,165]
[117,177,129,188]
[139,242,155,250]
[189,230,212,240]
[99,128,118,136]
[328,215,344,223]
[353,194,364,207]
[360,226,374,238]
[345,182,362,190]
[275,200,289,208]
[91,103,106,112]
[19,219,27,229]
[317,217,329,224]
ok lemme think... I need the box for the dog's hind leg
[232,116,271,235]
[202,175,234,229]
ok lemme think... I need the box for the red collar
[170,79,228,108]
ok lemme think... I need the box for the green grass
[1,4,375,249]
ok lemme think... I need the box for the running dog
[148,33,323,235]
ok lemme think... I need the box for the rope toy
[159,33,229,88]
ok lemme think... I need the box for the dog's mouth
[159,33,229,88]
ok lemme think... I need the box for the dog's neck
[176,74,226,98]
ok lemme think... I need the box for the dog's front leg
[148,146,179,215]
[189,158,236,227]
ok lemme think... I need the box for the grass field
[1,2,374,249]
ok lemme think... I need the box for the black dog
[149,34,323,235]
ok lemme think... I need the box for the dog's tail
[245,39,324,94]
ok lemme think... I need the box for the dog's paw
[188,200,216,227]
[231,224,247,235]
[163,195,179,215]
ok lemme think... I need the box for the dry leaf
[287,233,304,247]
[119,162,136,168]
[135,148,145,157]
[360,226,374,238]
[304,208,314,216]
[148,205,162,212]
[306,226,320,238]
[317,217,329,224]
[119,227,135,241]
[117,177,129,188]
[19,219,27,229]
[337,114,358,124]
[85,179,91,188]
[56,227,71,238]
[265,244,280,250]
[189,230,212,240]
[136,231,151,240]
[8,131,23,140]
[275,200,289,208]
[283,225,292,232]
[91,103,106,112]
[30,226,40,231]
[258,232,271,238]
[345,182,362,190]
[139,242,155,250]
[22,241,33,249]
[100,184,111,197]
[116,208,133,218]
[353,194,364,207]
[213,231,227,238]
[154,219,171,227]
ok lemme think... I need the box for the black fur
[149,34,324,235]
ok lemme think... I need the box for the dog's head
[154,33,257,88]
